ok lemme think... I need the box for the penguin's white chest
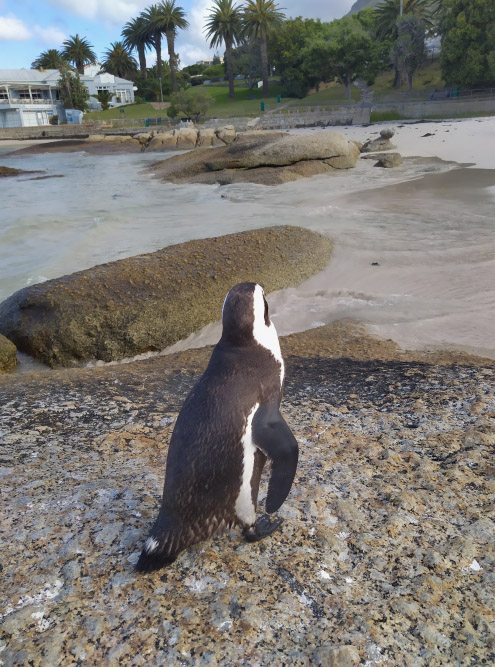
[234,402,259,525]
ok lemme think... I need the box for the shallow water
[1,145,494,364]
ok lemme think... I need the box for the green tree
[122,16,154,79]
[375,0,434,86]
[167,89,213,120]
[57,67,90,111]
[391,15,425,89]
[375,0,435,38]
[269,17,325,98]
[31,49,68,70]
[242,0,285,98]
[142,1,189,92]
[230,40,262,89]
[61,34,96,75]
[307,15,383,99]
[204,0,243,99]
[202,63,225,78]
[440,0,495,86]
[100,41,138,80]
[91,90,115,110]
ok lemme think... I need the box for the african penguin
[135,282,298,572]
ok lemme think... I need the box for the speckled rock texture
[149,130,360,185]
[0,333,17,372]
[1,322,494,665]
[0,226,332,368]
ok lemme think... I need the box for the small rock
[380,127,395,139]
[374,152,403,168]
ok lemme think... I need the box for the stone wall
[373,97,495,119]
[0,125,92,140]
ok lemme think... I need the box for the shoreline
[2,116,495,371]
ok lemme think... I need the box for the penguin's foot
[135,551,177,573]
[243,514,284,543]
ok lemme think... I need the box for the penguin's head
[221,282,273,346]
[222,282,284,379]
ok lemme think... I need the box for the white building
[0,67,136,128]
[82,64,136,111]
[0,69,65,128]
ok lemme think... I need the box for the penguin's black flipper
[253,406,299,514]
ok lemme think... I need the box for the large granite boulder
[150,130,360,185]
[0,226,332,368]
[0,333,17,372]
[150,131,359,185]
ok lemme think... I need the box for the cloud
[0,14,32,40]
[47,0,148,25]
[33,25,66,45]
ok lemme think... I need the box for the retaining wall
[373,97,495,118]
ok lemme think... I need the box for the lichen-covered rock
[216,125,236,144]
[134,132,152,145]
[0,333,16,372]
[361,132,397,152]
[374,152,403,168]
[197,128,225,147]
[150,130,359,185]
[175,128,199,148]
[0,226,332,367]
[380,127,395,140]
[0,323,493,665]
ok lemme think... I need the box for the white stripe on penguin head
[252,284,284,384]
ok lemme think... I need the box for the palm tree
[242,0,284,98]
[142,1,189,92]
[375,0,435,39]
[100,42,138,80]
[31,49,67,71]
[62,34,97,74]
[122,16,154,79]
[375,0,434,87]
[141,5,165,81]
[204,0,243,99]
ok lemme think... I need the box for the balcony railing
[0,97,58,105]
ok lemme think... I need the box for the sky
[0,0,356,72]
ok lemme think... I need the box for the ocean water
[1,144,494,363]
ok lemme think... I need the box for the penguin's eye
[263,297,270,326]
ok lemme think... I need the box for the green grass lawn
[84,61,490,126]
[85,102,164,122]
[371,60,445,99]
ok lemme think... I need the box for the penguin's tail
[135,524,180,573]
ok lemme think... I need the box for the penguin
[135,282,298,572]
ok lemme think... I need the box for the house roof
[0,68,61,84]
[0,68,133,86]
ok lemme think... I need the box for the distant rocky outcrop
[0,226,332,368]
[149,130,361,185]
[361,128,397,153]
[0,166,41,178]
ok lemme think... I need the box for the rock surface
[0,333,17,372]
[0,321,494,665]
[374,152,403,168]
[150,130,360,185]
[361,136,396,153]
[0,166,41,177]
[0,226,332,368]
